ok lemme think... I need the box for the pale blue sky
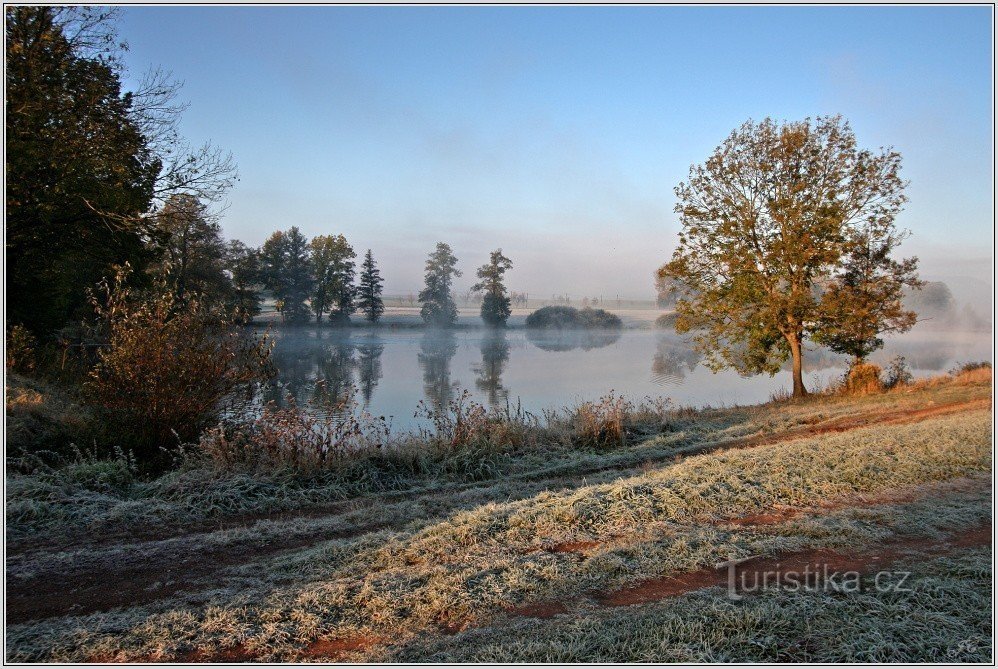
[117,6,994,300]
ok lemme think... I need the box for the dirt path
[6,397,989,626]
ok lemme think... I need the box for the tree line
[5,7,521,340]
[181,225,517,328]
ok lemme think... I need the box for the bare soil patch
[599,521,992,607]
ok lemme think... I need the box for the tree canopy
[310,234,356,324]
[5,6,237,336]
[660,116,917,397]
[260,227,313,324]
[6,6,158,335]
[419,243,461,327]
[472,249,513,327]
[151,194,230,305]
[356,249,385,323]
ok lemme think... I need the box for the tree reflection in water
[475,330,510,406]
[418,331,459,412]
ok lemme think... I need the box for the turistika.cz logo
[715,555,913,601]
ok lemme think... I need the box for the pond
[242,326,991,432]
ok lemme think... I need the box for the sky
[116,6,994,304]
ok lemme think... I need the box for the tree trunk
[788,334,807,398]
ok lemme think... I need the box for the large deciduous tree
[472,249,513,327]
[6,7,238,337]
[356,249,385,323]
[661,116,915,397]
[310,234,356,325]
[419,243,461,327]
[151,194,230,305]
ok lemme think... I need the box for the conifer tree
[356,249,385,323]
[418,243,461,327]
[472,249,513,327]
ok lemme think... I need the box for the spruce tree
[356,249,385,323]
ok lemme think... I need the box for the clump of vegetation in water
[525,305,623,330]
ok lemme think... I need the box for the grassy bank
[6,369,990,547]
[4,369,992,662]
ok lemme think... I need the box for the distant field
[5,370,992,662]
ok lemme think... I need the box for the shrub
[415,390,538,451]
[525,306,622,330]
[884,355,913,390]
[573,391,633,448]
[57,445,137,495]
[949,361,992,385]
[951,361,992,374]
[5,324,36,375]
[5,374,93,466]
[844,361,883,395]
[200,394,389,473]
[85,265,274,467]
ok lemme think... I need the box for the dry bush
[200,395,390,472]
[950,362,992,385]
[415,390,538,451]
[6,324,37,375]
[573,391,633,448]
[844,362,883,395]
[85,265,274,466]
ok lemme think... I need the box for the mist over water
[244,324,992,432]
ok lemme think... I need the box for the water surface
[248,326,990,431]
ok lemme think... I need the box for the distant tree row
[187,231,518,329]
[253,227,384,325]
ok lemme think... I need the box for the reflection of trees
[651,338,702,386]
[263,331,369,409]
[264,335,317,406]
[475,331,510,406]
[526,329,621,352]
[356,340,385,407]
[313,336,356,405]
[418,332,459,411]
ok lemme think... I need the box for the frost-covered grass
[7,372,990,546]
[5,405,991,662]
[385,547,993,663]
